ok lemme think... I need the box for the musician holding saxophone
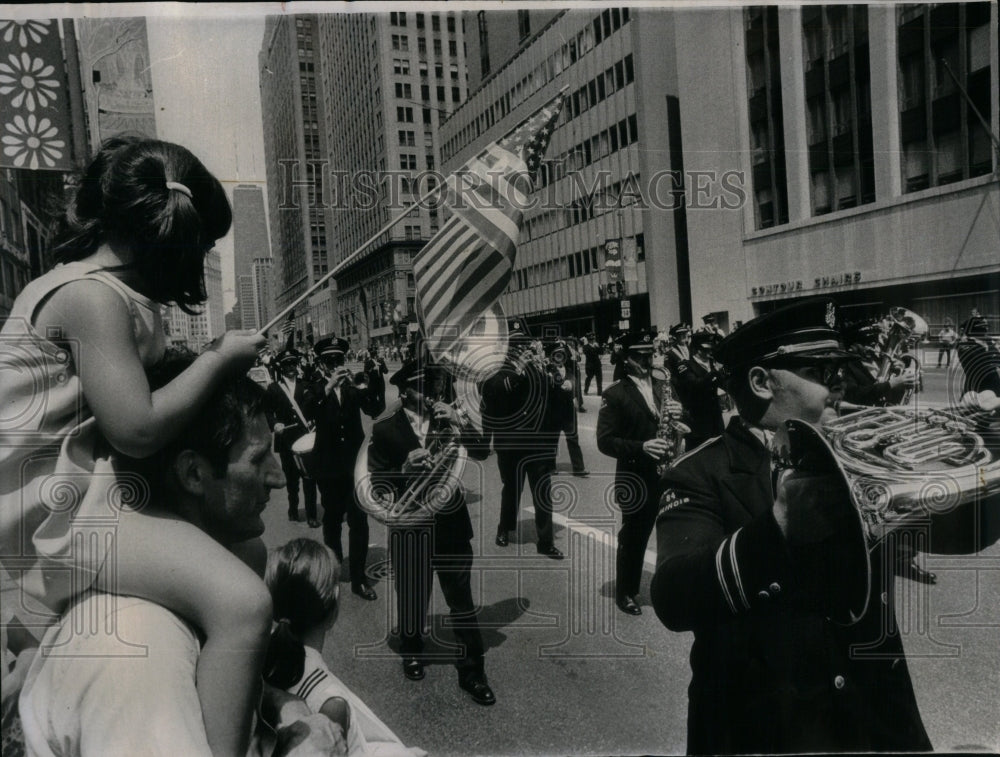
[650,298,935,753]
[596,330,685,616]
[366,356,495,706]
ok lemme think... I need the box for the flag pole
[258,180,444,335]
[941,59,1000,168]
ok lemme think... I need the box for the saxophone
[651,366,690,475]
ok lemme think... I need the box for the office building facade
[673,3,998,331]
[442,8,689,338]
[259,15,330,344]
[316,10,468,349]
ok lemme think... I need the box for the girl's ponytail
[263,618,306,690]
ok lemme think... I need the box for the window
[390,12,406,27]
[448,40,457,56]
[478,11,490,76]
[744,6,790,228]
[418,37,427,54]
[447,16,455,33]
[423,108,433,125]
[416,13,425,30]
[432,15,440,32]
[394,82,412,99]
[420,84,430,100]
[451,86,461,103]
[518,10,531,40]
[396,106,414,122]
[419,61,428,77]
[400,154,417,170]
[897,3,993,192]
[434,62,443,78]
[392,58,410,75]
[437,85,445,101]
[801,5,875,214]
[391,34,409,52]
[398,130,415,146]
[434,38,442,55]
[450,63,459,81]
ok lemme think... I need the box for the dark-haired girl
[264,538,424,757]
[0,136,269,756]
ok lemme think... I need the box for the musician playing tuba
[366,353,496,706]
[649,298,999,754]
[596,329,685,616]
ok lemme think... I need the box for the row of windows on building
[447,8,633,164]
[393,81,463,104]
[510,235,643,292]
[538,114,640,189]
[392,58,461,80]
[524,175,641,241]
[744,2,993,230]
[390,11,459,35]
[392,33,459,58]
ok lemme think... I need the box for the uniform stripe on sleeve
[715,539,738,614]
[297,668,328,701]
[729,528,750,610]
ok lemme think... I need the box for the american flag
[414,92,564,360]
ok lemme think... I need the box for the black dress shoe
[578,406,587,413]
[902,559,938,585]
[537,544,563,560]
[307,519,320,528]
[351,583,377,601]
[459,674,496,706]
[616,595,642,615]
[402,658,424,681]
[495,530,509,547]
[572,468,590,477]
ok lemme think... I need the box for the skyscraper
[259,16,330,344]
[442,8,688,338]
[315,10,469,349]
[231,184,271,333]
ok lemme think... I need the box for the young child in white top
[0,136,269,757]
[264,538,426,757]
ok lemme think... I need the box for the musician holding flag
[365,354,495,706]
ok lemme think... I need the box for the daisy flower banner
[0,19,72,170]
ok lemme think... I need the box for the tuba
[777,401,1000,624]
[354,397,469,525]
[876,308,928,404]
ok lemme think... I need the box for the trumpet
[776,400,1000,624]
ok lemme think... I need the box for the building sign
[751,271,864,298]
[621,237,638,283]
[618,319,630,330]
[604,239,622,283]
[620,301,631,318]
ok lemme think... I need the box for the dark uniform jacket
[665,345,689,381]
[674,357,725,444]
[480,361,561,452]
[583,343,602,372]
[650,417,932,754]
[367,406,488,544]
[263,379,313,455]
[596,376,669,500]
[957,340,1000,396]
[306,380,383,479]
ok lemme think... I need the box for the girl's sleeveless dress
[0,262,165,616]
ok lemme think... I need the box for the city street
[260,359,1000,756]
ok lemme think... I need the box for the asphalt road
[260,360,1000,756]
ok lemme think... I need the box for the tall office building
[252,256,274,331]
[231,184,271,333]
[672,3,998,329]
[442,8,688,337]
[315,10,469,348]
[259,16,330,344]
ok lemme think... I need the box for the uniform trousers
[317,475,370,588]
[557,413,587,473]
[584,366,603,395]
[390,525,484,679]
[278,449,317,520]
[495,449,555,547]
[616,474,659,599]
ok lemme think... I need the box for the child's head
[263,539,341,689]
[51,135,232,311]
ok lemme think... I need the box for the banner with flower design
[0,19,71,170]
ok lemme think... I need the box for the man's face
[201,412,285,544]
[321,353,345,371]
[280,361,297,378]
[626,349,653,378]
[763,361,843,427]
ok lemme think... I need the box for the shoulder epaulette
[667,434,722,468]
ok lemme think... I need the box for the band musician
[597,330,684,616]
[263,349,319,526]
[365,357,495,706]
[674,330,726,451]
[650,298,998,753]
[480,330,564,558]
[306,337,384,600]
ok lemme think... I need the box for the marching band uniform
[597,330,672,615]
[263,350,318,525]
[306,337,385,600]
[583,334,604,396]
[366,360,495,705]
[548,341,588,476]
[674,331,725,450]
[665,323,691,380]
[480,333,564,558]
[651,299,934,754]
